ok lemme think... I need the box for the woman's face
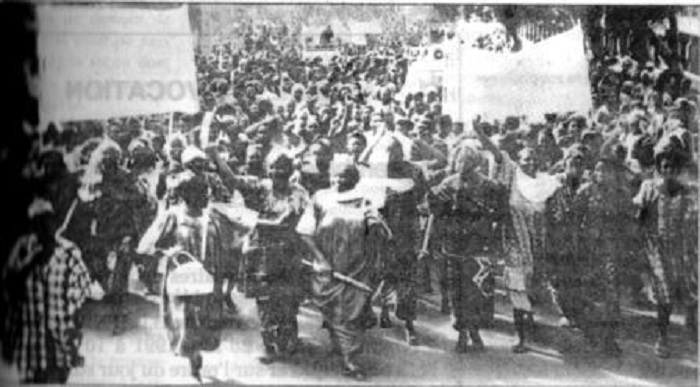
[362,109,373,125]
[170,143,184,163]
[246,149,263,171]
[347,137,366,159]
[593,161,615,186]
[267,158,292,182]
[416,126,432,143]
[217,146,230,163]
[311,146,331,172]
[333,167,358,192]
[554,126,572,148]
[203,94,216,110]
[564,155,584,179]
[308,122,320,135]
[188,158,208,174]
[255,124,271,143]
[246,87,257,99]
[352,108,362,122]
[294,89,304,101]
[381,88,392,103]
[108,124,130,145]
[518,148,537,177]
[100,149,121,175]
[658,157,677,180]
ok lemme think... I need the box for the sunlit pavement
[66,273,697,385]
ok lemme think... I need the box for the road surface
[61,273,698,386]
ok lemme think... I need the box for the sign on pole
[38,5,200,123]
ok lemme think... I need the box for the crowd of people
[1,8,697,384]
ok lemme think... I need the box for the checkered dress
[5,239,91,381]
[45,242,91,370]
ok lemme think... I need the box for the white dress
[495,153,559,311]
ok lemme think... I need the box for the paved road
[64,277,698,386]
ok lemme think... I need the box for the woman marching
[474,122,559,353]
[296,160,390,380]
[425,140,507,353]
[137,171,257,382]
[634,135,698,358]
[574,156,638,357]
[213,149,310,364]
[71,139,151,336]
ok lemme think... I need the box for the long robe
[380,162,426,321]
[494,153,559,312]
[576,181,637,325]
[235,177,309,351]
[429,173,507,330]
[634,179,698,307]
[544,174,586,325]
[296,188,389,362]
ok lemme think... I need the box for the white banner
[444,25,592,123]
[38,5,200,123]
[399,47,445,98]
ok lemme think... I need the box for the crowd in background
[2,6,697,384]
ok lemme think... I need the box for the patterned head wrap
[654,133,689,171]
[78,139,122,202]
[452,139,486,175]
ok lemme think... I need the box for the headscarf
[654,133,689,171]
[181,146,207,166]
[563,143,587,162]
[78,138,122,202]
[173,170,207,205]
[451,139,486,175]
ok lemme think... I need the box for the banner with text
[38,5,200,123]
[444,25,592,123]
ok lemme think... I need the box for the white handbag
[166,208,215,297]
[166,255,214,297]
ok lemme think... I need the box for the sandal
[258,345,277,365]
[342,363,367,381]
[512,343,528,354]
[405,328,419,346]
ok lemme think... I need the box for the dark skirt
[443,251,496,331]
[548,253,620,328]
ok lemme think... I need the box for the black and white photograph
[0,2,698,385]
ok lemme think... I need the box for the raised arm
[413,138,448,167]
[207,145,239,192]
[358,125,388,165]
[472,117,502,164]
